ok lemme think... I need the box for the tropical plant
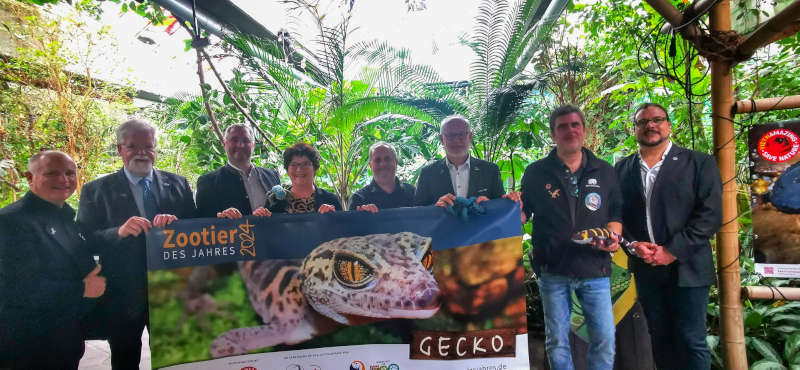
[214,0,451,208]
[0,0,132,206]
[455,0,570,189]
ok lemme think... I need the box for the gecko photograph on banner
[144,199,529,369]
[748,120,800,278]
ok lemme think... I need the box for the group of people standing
[0,102,721,370]
[522,103,722,370]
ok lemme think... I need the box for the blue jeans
[538,272,615,370]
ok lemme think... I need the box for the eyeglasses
[634,117,668,127]
[442,132,469,140]
[288,161,313,168]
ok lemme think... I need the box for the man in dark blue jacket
[78,119,195,369]
[521,105,621,370]
[1,151,105,369]
[616,103,721,370]
[350,141,415,212]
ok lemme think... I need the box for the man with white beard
[78,119,196,369]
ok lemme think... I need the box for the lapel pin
[672,157,678,160]
[49,227,56,235]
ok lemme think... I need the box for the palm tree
[224,0,447,208]
[460,0,571,187]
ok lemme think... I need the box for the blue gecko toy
[445,196,486,221]
[271,184,287,200]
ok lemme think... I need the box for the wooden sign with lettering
[410,328,524,360]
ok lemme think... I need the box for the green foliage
[0,0,132,207]
[706,254,800,369]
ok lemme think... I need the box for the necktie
[139,178,159,220]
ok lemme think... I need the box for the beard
[637,131,668,147]
[126,157,154,177]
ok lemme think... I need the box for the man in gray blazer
[616,103,722,370]
[415,115,516,207]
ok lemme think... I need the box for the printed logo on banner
[160,220,256,261]
[308,365,321,370]
[758,128,800,162]
[350,361,366,370]
[241,367,258,370]
[388,365,400,370]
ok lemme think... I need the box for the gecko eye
[421,249,434,272]
[333,253,375,289]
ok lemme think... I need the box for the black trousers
[107,307,149,370]
[636,272,711,370]
[0,320,84,370]
[83,290,149,370]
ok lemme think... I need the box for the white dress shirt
[229,162,267,212]
[446,157,471,198]
[639,140,673,243]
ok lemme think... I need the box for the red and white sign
[758,128,800,162]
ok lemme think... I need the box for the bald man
[0,151,105,369]
[415,115,514,207]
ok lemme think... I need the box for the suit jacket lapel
[113,169,142,218]
[467,157,480,196]
[651,144,683,199]
[45,221,82,265]
[631,153,646,201]
[153,169,170,211]
[437,159,455,195]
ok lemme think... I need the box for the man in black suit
[616,103,722,370]
[350,141,415,212]
[196,124,280,219]
[415,115,517,207]
[78,119,196,369]
[0,151,105,369]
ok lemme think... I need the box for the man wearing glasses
[520,105,621,370]
[78,119,196,369]
[616,103,721,370]
[196,124,280,219]
[414,115,510,207]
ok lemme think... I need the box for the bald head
[24,150,77,207]
[439,115,472,163]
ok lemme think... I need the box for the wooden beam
[733,95,800,114]
[709,0,748,369]
[737,0,800,58]
[644,0,702,40]
[660,0,718,34]
[743,286,800,301]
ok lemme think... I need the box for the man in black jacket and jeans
[521,105,621,370]
[616,103,721,370]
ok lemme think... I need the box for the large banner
[748,120,800,278]
[145,200,529,369]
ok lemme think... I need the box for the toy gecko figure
[209,232,440,358]
[571,227,637,256]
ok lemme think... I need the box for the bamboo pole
[733,95,800,114]
[709,1,747,369]
[737,0,800,59]
[743,286,800,301]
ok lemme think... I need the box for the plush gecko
[571,227,637,255]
